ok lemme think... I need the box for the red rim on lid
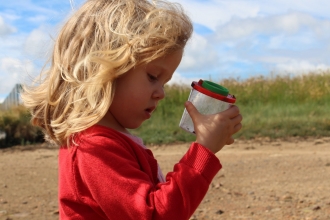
[191,79,236,103]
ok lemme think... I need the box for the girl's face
[99,49,183,133]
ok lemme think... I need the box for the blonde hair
[22,0,193,146]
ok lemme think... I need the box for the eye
[147,73,158,82]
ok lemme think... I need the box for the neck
[97,113,130,135]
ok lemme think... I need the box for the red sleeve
[66,137,221,220]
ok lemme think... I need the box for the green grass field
[132,72,330,144]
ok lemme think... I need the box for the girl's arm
[59,135,220,220]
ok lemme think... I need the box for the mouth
[145,106,156,117]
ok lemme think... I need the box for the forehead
[147,49,183,70]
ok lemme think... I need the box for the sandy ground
[0,137,330,220]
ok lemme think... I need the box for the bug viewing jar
[179,79,236,134]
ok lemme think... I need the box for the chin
[127,123,143,130]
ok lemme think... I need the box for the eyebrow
[148,64,170,78]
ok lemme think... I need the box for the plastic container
[179,79,236,134]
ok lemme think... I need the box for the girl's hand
[185,101,242,154]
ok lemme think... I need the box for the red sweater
[59,125,221,220]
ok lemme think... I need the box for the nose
[152,85,165,100]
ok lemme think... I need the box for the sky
[1,0,330,102]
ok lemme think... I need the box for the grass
[132,71,330,144]
[237,102,330,139]
[0,106,43,148]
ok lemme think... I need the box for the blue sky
[1,0,330,102]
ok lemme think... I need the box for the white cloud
[214,12,325,42]
[0,15,16,36]
[0,58,36,94]
[177,11,330,78]
[168,72,199,86]
[27,15,49,23]
[176,0,330,31]
[274,60,330,75]
[0,12,21,22]
[257,0,330,19]
[176,0,260,30]
[179,33,219,72]
[0,35,25,59]
[24,26,54,59]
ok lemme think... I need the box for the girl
[22,0,242,219]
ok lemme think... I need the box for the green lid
[201,80,229,96]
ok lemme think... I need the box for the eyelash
[147,73,166,88]
[148,73,158,82]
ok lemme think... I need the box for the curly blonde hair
[22,0,193,146]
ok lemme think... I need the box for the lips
[145,106,156,118]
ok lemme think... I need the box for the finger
[222,105,240,119]
[184,101,199,121]
[233,122,242,133]
[232,114,243,125]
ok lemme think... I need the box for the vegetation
[0,106,43,148]
[132,72,330,144]
[1,71,329,147]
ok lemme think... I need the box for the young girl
[22,0,242,219]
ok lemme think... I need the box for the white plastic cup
[179,79,236,134]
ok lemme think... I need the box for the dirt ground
[0,137,330,220]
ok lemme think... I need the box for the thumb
[184,101,199,121]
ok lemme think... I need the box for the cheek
[111,85,149,114]
[112,92,139,114]
[129,89,149,102]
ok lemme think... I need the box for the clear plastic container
[179,79,236,134]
